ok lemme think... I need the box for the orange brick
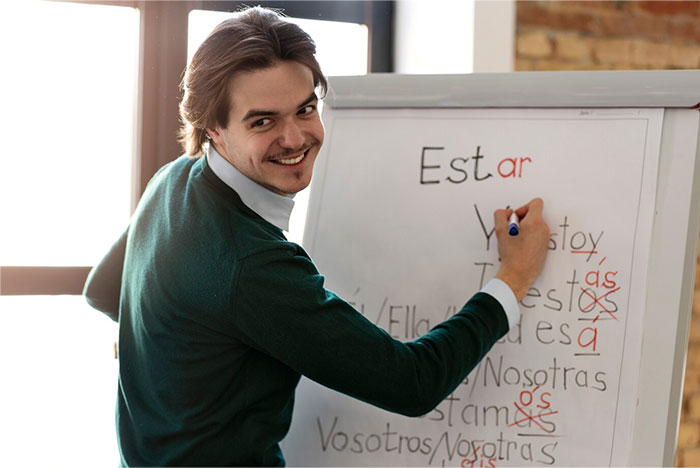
[598,12,669,40]
[689,314,700,343]
[682,394,691,418]
[670,45,700,69]
[517,31,554,58]
[550,0,628,12]
[534,60,612,71]
[514,58,534,71]
[592,38,634,65]
[611,63,651,71]
[683,368,700,396]
[516,2,598,34]
[671,19,700,43]
[693,289,700,315]
[679,446,700,466]
[687,394,700,420]
[554,32,591,61]
[634,1,700,17]
[687,343,700,368]
[631,40,672,68]
[677,422,700,448]
[531,59,587,71]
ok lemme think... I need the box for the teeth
[275,152,305,165]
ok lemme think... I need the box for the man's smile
[270,149,308,165]
[268,139,320,167]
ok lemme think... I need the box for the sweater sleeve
[231,246,508,417]
[83,227,128,322]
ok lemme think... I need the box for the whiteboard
[282,72,700,467]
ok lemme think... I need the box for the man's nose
[279,120,305,149]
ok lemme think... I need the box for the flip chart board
[282,71,700,467]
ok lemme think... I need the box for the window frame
[0,0,394,296]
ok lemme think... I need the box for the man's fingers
[494,208,512,228]
[515,197,544,220]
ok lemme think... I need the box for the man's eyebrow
[241,92,318,122]
[298,92,318,108]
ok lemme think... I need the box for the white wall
[394,0,514,74]
[473,0,515,72]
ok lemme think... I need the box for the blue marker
[508,212,520,236]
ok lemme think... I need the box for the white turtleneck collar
[206,144,295,232]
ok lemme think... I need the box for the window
[0,1,138,296]
[0,2,138,463]
[0,0,392,295]
[0,1,138,267]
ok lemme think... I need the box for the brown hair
[178,6,328,157]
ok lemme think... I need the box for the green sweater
[84,155,508,466]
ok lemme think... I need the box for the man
[84,6,549,466]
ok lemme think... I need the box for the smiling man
[84,6,550,467]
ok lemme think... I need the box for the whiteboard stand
[300,70,700,467]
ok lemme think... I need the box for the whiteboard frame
[629,108,700,467]
[323,70,700,109]
[306,71,700,467]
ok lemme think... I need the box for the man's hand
[493,198,550,302]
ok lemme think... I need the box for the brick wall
[515,0,700,71]
[681,267,700,466]
[513,1,700,466]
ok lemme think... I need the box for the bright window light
[0,1,139,266]
[394,0,475,74]
[187,9,368,76]
[0,296,119,466]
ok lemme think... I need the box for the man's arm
[83,228,128,322]
[227,201,549,417]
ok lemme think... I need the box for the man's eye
[252,118,271,128]
[298,105,315,115]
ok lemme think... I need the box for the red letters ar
[497,156,532,178]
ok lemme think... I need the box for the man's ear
[207,127,229,159]
[207,127,221,145]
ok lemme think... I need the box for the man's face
[208,61,324,196]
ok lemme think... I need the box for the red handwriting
[577,325,599,351]
[507,386,558,433]
[462,450,497,468]
[580,287,621,319]
[580,256,620,319]
[571,250,597,255]
[497,156,532,179]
